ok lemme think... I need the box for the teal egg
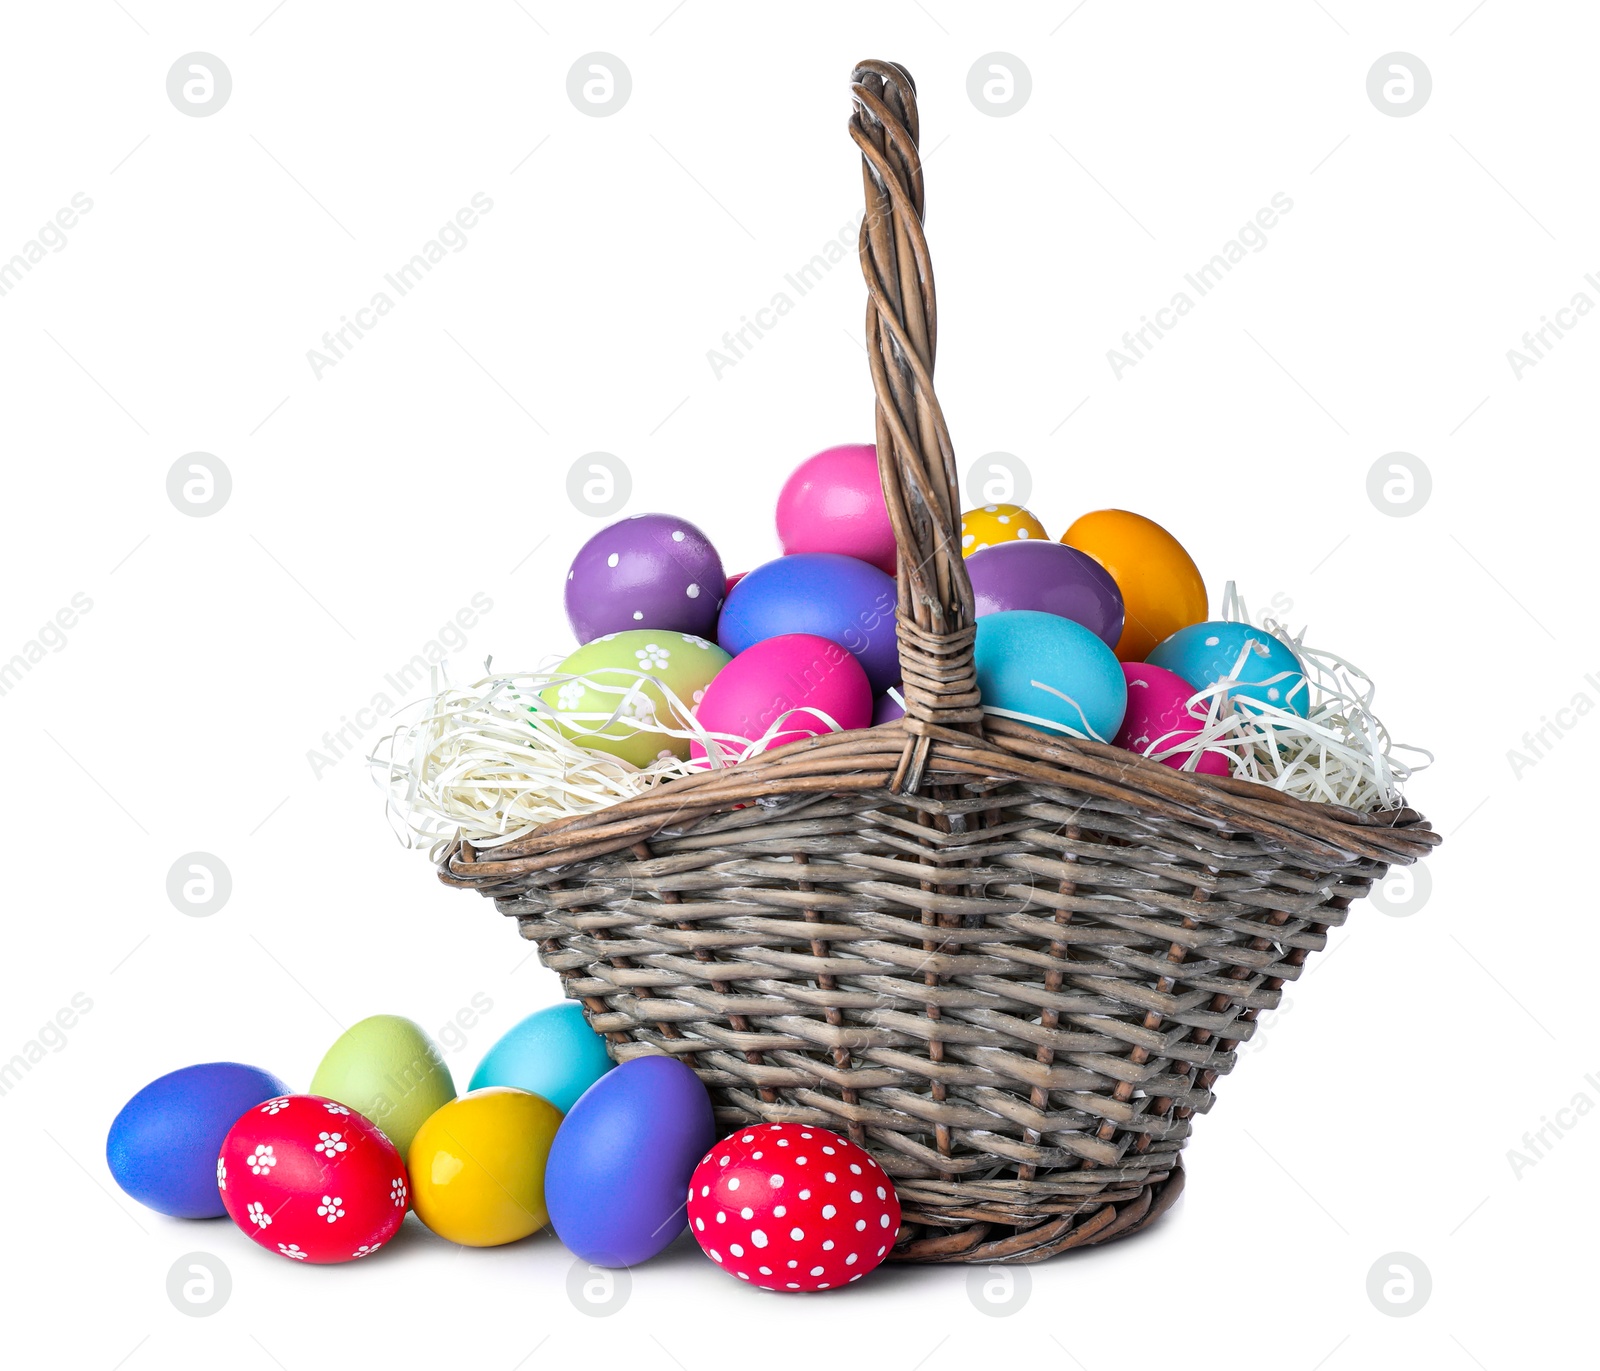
[974,610,1127,741]
[469,1002,614,1113]
[1146,620,1310,718]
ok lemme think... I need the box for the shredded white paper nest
[1133,583,1431,809]
[371,586,1428,856]
[369,658,857,857]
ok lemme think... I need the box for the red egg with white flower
[685,1122,900,1291]
[217,1093,409,1264]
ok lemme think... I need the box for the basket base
[889,1162,1185,1264]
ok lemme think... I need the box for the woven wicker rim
[442,716,1436,885]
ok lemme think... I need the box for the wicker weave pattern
[444,719,1435,1261]
[439,62,1440,1263]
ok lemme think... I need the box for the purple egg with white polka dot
[565,514,726,645]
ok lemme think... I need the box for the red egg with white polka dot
[685,1122,901,1291]
[217,1093,409,1264]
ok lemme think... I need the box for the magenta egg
[775,444,896,576]
[967,541,1125,649]
[691,634,872,762]
[565,514,725,644]
[1114,662,1229,775]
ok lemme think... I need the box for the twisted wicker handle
[851,61,982,789]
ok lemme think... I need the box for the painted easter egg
[718,554,898,693]
[960,503,1048,554]
[407,1088,564,1247]
[775,444,896,575]
[967,540,1125,648]
[565,514,725,644]
[545,1056,716,1268]
[1115,662,1230,775]
[872,690,905,725]
[974,610,1127,742]
[107,1062,289,1218]
[538,630,732,768]
[691,633,872,763]
[684,1122,901,1291]
[1060,509,1207,661]
[1147,621,1311,718]
[309,1015,456,1157]
[218,1093,408,1264]
[469,1002,614,1115]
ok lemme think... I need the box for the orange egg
[960,504,1048,555]
[1060,510,1207,662]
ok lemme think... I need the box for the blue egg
[1147,620,1310,718]
[545,1056,715,1267]
[468,1001,614,1114]
[974,610,1127,741]
[106,1062,288,1218]
[717,553,899,693]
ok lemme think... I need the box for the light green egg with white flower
[538,629,730,767]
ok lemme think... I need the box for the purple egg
[544,1056,716,1268]
[718,553,900,693]
[967,541,1125,648]
[873,689,905,724]
[565,514,725,644]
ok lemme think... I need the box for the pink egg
[775,445,896,575]
[691,634,872,762]
[1114,662,1230,775]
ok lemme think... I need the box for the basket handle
[850,61,982,786]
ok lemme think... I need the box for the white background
[2,2,1593,1367]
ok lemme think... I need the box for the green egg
[537,629,730,768]
[308,1014,457,1155]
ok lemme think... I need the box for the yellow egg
[1060,509,1207,662]
[960,503,1048,555]
[407,1087,563,1246]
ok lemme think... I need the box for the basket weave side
[439,61,1441,1263]
[444,720,1438,1261]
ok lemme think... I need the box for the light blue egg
[974,610,1127,741]
[468,1001,614,1113]
[1146,620,1310,718]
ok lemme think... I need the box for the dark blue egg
[545,1056,715,1267]
[107,1062,288,1218]
[717,553,899,693]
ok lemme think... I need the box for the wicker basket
[439,59,1440,1263]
